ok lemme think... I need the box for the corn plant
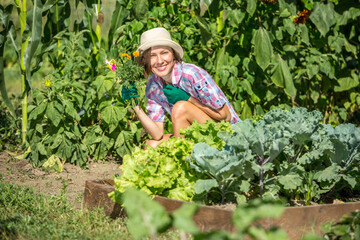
[0,3,16,118]
[4,0,57,143]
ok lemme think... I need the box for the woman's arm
[188,97,231,122]
[133,105,164,140]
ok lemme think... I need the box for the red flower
[294,10,311,25]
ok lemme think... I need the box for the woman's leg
[145,133,173,149]
[171,101,214,137]
[145,101,217,148]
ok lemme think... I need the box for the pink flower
[105,59,116,71]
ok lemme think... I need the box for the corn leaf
[23,0,43,90]
[0,4,16,117]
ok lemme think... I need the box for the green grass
[0,181,182,240]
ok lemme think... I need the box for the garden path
[0,152,121,209]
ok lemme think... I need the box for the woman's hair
[136,47,182,78]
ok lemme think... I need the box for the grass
[0,181,183,240]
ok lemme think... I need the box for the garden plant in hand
[105,51,144,108]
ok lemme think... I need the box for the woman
[122,27,240,148]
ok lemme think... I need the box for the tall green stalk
[95,0,102,52]
[20,73,28,143]
[17,0,29,143]
[14,0,51,143]
[55,2,60,56]
[83,0,102,75]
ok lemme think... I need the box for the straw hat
[137,27,184,58]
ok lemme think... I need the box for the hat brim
[137,39,184,58]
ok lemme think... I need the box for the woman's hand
[133,105,165,141]
[121,84,138,104]
[163,84,191,105]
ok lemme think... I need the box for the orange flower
[293,10,311,25]
[121,53,130,58]
[132,51,140,57]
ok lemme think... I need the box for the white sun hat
[137,27,184,58]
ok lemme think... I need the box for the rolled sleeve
[145,76,168,122]
[192,73,227,109]
[146,98,165,122]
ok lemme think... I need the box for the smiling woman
[149,46,176,82]
[121,27,240,148]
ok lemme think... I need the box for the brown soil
[0,151,121,209]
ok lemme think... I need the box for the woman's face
[150,46,175,81]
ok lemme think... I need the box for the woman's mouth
[156,65,167,71]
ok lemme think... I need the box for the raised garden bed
[83,179,360,240]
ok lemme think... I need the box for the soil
[0,151,121,210]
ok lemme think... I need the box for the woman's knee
[171,101,190,119]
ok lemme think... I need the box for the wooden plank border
[83,179,360,239]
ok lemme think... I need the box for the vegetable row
[110,107,360,205]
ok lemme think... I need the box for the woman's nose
[156,54,163,64]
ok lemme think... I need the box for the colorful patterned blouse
[145,62,240,124]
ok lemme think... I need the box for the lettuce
[109,120,234,203]
[110,137,197,203]
[180,120,233,149]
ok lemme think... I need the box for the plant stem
[220,184,225,204]
[259,169,264,197]
[21,72,28,143]
[19,0,28,144]
[56,1,62,59]
[292,145,304,163]
[259,156,270,197]
[258,155,264,197]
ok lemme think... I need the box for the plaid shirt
[145,62,240,124]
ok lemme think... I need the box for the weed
[0,97,21,152]
[75,192,84,204]
[16,168,29,177]
[45,181,53,188]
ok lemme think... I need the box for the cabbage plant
[191,108,360,204]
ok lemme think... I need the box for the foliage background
[108,0,359,125]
